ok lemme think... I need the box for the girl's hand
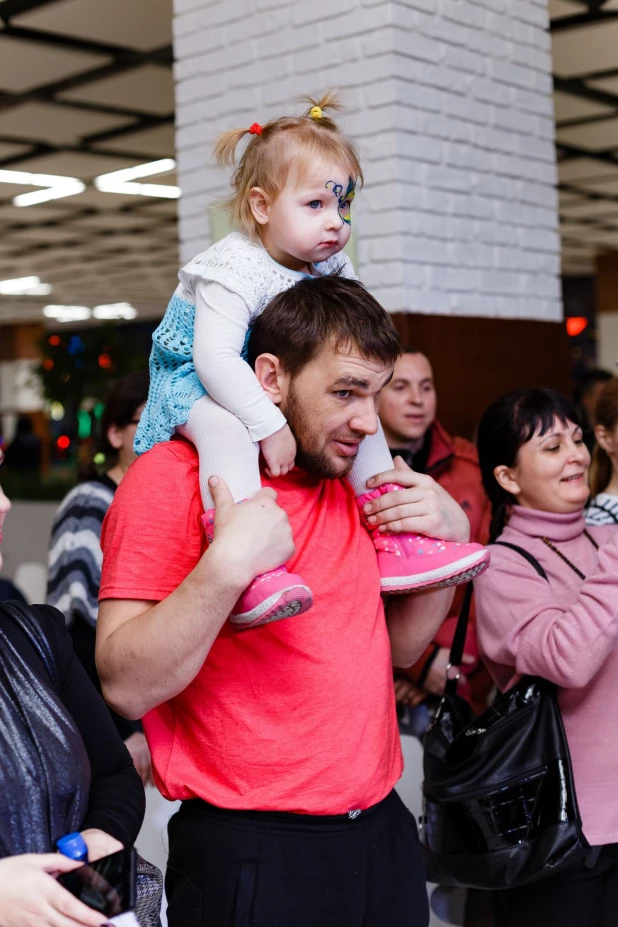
[0,853,109,927]
[423,648,475,697]
[394,677,425,708]
[260,424,297,478]
[79,830,123,864]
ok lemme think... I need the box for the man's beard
[282,381,364,480]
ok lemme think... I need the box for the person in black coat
[0,447,145,926]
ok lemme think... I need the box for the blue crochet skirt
[135,294,252,455]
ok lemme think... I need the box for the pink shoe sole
[380,547,490,593]
[231,584,313,629]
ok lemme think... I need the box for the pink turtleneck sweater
[474,505,618,847]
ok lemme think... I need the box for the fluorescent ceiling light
[93,302,137,320]
[43,305,91,322]
[0,275,52,296]
[95,179,180,198]
[0,168,85,207]
[98,158,176,184]
[14,181,85,207]
[95,159,180,199]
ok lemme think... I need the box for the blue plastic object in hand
[57,832,89,863]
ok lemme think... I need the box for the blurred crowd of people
[2,342,618,927]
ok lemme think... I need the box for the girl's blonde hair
[213,90,363,238]
[590,377,618,497]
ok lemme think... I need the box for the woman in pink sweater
[474,388,618,927]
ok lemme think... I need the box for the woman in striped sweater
[586,377,618,527]
[47,370,151,783]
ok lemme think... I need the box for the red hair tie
[249,122,263,136]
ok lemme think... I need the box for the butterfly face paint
[325,176,356,226]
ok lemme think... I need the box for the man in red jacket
[379,350,491,719]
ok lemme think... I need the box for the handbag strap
[445,542,547,698]
[493,542,548,580]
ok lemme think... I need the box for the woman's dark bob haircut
[477,388,579,542]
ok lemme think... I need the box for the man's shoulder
[134,438,198,471]
[451,435,480,468]
[120,439,199,504]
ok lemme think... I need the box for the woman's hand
[0,853,108,927]
[208,476,295,585]
[124,732,153,787]
[259,424,297,478]
[423,648,475,697]
[79,830,123,864]
[394,677,426,707]
[364,457,470,543]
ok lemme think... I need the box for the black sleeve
[34,606,146,847]
[68,616,143,741]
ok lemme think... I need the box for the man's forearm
[96,553,245,720]
[386,586,455,668]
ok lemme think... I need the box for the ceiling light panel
[0,276,51,296]
[11,152,145,180]
[552,21,618,78]
[558,158,618,183]
[12,0,174,53]
[0,102,134,146]
[549,0,587,18]
[0,34,111,94]
[555,118,618,151]
[93,302,137,319]
[58,64,175,116]
[94,159,180,198]
[43,305,91,322]
[95,124,175,157]
[553,91,615,123]
[0,168,86,207]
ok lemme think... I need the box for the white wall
[1,500,57,585]
[172,0,560,320]
[598,311,618,375]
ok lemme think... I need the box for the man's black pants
[165,789,429,927]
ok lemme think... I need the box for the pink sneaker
[356,484,490,593]
[201,510,313,628]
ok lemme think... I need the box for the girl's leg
[347,420,393,496]
[178,396,312,627]
[179,395,261,509]
[351,424,489,592]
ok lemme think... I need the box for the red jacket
[395,420,492,710]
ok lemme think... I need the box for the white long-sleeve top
[179,232,356,443]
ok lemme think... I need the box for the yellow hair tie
[310,105,323,120]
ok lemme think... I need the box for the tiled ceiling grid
[0,0,179,325]
[551,0,618,274]
[2,0,618,323]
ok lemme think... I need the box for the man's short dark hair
[247,275,401,375]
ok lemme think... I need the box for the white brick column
[172,0,561,322]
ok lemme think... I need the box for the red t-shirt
[100,440,402,814]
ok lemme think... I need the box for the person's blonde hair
[213,91,363,238]
[590,377,618,497]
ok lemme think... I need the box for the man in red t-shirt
[97,277,471,927]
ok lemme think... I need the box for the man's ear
[493,464,520,498]
[248,187,271,226]
[254,353,286,404]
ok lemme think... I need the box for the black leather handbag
[420,544,589,890]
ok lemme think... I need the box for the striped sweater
[47,476,116,628]
[586,492,618,528]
